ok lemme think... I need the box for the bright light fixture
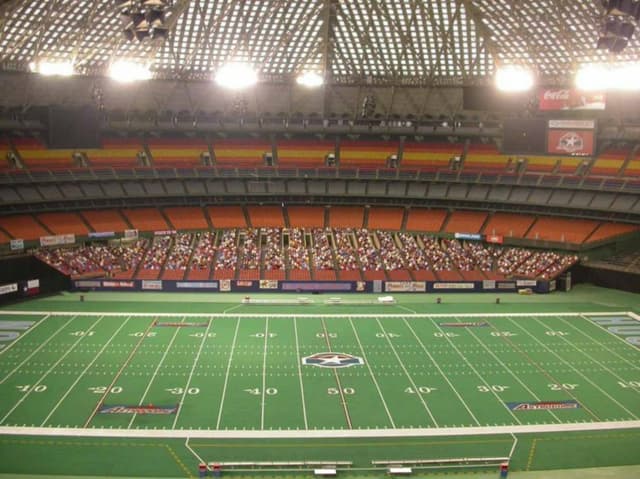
[575,63,640,91]
[215,62,257,89]
[296,71,324,88]
[108,60,152,83]
[495,65,534,92]
[31,60,74,76]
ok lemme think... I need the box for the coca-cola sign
[539,89,605,111]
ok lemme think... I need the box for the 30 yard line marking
[172,318,214,429]
[129,316,185,428]
[507,317,634,420]
[292,317,309,429]
[260,317,269,430]
[401,317,480,426]
[0,313,50,357]
[426,316,522,425]
[348,317,395,428]
[1,315,105,425]
[375,317,438,427]
[0,315,77,385]
[216,318,241,429]
[41,315,130,427]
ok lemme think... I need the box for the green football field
[0,285,639,478]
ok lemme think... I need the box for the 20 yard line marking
[216,318,241,429]
[348,317,396,428]
[41,315,129,427]
[1,315,105,425]
[293,317,309,429]
[375,317,438,428]
[0,315,77,385]
[260,317,269,430]
[129,316,185,428]
[172,318,214,429]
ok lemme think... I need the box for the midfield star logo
[302,352,364,368]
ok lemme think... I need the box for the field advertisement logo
[99,404,178,414]
[302,352,364,368]
[507,400,580,411]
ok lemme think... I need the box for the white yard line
[395,305,417,314]
[172,318,214,429]
[348,317,396,428]
[41,315,130,427]
[0,313,50,357]
[508,317,638,420]
[1,315,105,425]
[508,433,518,459]
[374,317,438,427]
[215,318,242,429]
[185,437,207,468]
[223,304,243,314]
[260,317,269,430]
[464,321,562,423]
[292,317,309,429]
[579,314,640,358]
[128,316,185,428]
[425,316,522,425]
[401,318,481,426]
[0,315,77,385]
[3,419,640,439]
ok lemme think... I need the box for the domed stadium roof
[0,0,638,85]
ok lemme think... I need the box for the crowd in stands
[35,227,578,281]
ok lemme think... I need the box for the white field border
[0,310,638,439]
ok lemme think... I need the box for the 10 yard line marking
[575,315,640,371]
[172,318,214,429]
[1,315,105,425]
[41,315,129,427]
[0,315,77,385]
[129,316,185,428]
[260,317,269,430]
[292,317,309,429]
[0,313,50,357]
[216,318,241,429]
[348,317,396,428]
[375,317,438,428]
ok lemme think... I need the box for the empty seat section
[556,156,583,174]
[122,208,169,232]
[387,270,411,280]
[525,155,560,173]
[483,213,536,238]
[624,151,640,177]
[402,142,462,170]
[465,144,508,171]
[288,206,325,228]
[586,222,638,243]
[329,206,364,228]
[149,137,207,167]
[89,138,140,168]
[413,270,437,281]
[247,206,284,227]
[0,229,9,243]
[213,139,270,167]
[405,208,447,232]
[526,217,599,243]
[367,207,403,230]
[444,211,488,234]
[339,140,398,168]
[0,139,11,170]
[591,148,627,176]
[207,206,247,228]
[164,207,208,230]
[14,137,73,169]
[37,212,90,236]
[0,214,50,240]
[277,140,332,167]
[81,210,129,232]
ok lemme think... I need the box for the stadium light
[576,63,640,91]
[30,60,74,76]
[108,60,152,83]
[215,62,258,90]
[296,71,324,88]
[495,65,534,92]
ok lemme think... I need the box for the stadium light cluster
[214,62,258,90]
[108,60,152,82]
[597,0,640,53]
[296,71,324,88]
[117,0,170,42]
[575,62,640,91]
[29,60,74,76]
[495,65,535,92]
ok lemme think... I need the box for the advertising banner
[10,239,24,251]
[485,234,504,245]
[102,280,135,289]
[547,129,594,156]
[482,280,496,290]
[516,279,537,287]
[259,280,278,290]
[497,282,517,290]
[548,119,595,130]
[385,281,427,293]
[176,281,218,290]
[454,233,483,241]
[219,280,231,292]
[433,282,475,290]
[154,230,177,236]
[88,231,115,239]
[40,234,75,247]
[539,89,605,111]
[75,280,101,288]
[0,283,18,295]
[281,282,353,292]
[142,280,163,290]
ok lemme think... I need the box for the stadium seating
[329,206,365,228]
[482,213,536,238]
[148,137,207,167]
[277,140,333,167]
[586,222,639,243]
[464,144,508,171]
[36,212,90,236]
[0,139,12,170]
[89,138,141,168]
[80,209,129,233]
[402,142,462,170]
[0,214,51,240]
[288,206,325,228]
[405,208,448,232]
[163,207,209,231]
[187,231,217,280]
[122,208,170,232]
[13,137,74,169]
[444,210,488,234]
[526,217,600,244]
[247,206,285,228]
[339,140,398,168]
[590,147,628,176]
[367,207,404,230]
[213,139,271,167]
[524,155,560,173]
[207,206,247,228]
[624,150,640,177]
[0,229,9,244]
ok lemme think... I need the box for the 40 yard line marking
[216,317,241,429]
[41,315,128,427]
[293,317,309,429]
